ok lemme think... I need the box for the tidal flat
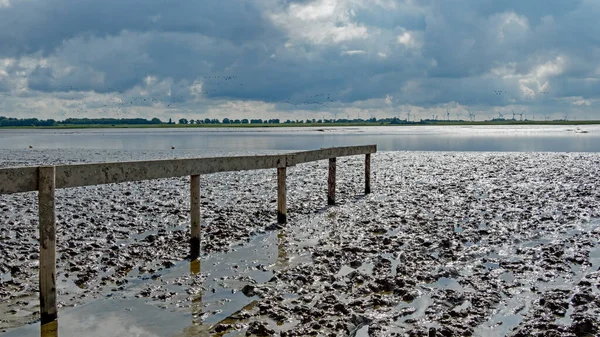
[1,149,599,336]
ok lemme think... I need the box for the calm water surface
[1,125,599,152]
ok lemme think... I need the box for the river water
[1,125,599,337]
[0,125,599,152]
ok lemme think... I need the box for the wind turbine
[511,108,516,120]
[467,109,476,122]
[518,110,525,121]
[446,107,450,121]
[498,111,505,119]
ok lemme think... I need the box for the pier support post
[328,158,336,205]
[190,175,201,260]
[365,153,371,194]
[38,166,57,325]
[277,167,287,224]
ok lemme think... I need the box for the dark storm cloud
[0,0,279,56]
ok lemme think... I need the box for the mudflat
[1,150,599,336]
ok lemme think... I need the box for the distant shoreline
[1,120,600,129]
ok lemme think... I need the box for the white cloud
[535,56,566,78]
[492,11,529,42]
[384,94,392,105]
[572,97,591,106]
[341,50,366,56]
[268,0,369,44]
[397,30,423,50]
[517,56,566,99]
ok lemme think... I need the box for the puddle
[0,272,12,283]
[499,272,515,283]
[474,219,600,336]
[453,300,472,312]
[337,263,374,277]
[589,245,600,271]
[473,289,534,337]
[1,298,191,337]
[354,324,369,337]
[396,294,432,323]
[380,253,402,276]
[2,230,284,337]
[425,277,464,292]
[483,261,500,270]
[385,226,403,237]
[556,302,575,326]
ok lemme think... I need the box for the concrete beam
[55,155,287,189]
[0,145,377,194]
[287,145,376,166]
[0,167,38,194]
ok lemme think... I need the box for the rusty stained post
[38,166,57,326]
[277,167,287,224]
[365,153,371,194]
[190,175,201,260]
[328,158,336,205]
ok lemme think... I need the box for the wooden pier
[0,145,376,329]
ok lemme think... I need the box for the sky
[0,0,599,121]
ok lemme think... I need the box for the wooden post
[328,158,336,205]
[38,166,57,325]
[365,153,371,194]
[277,167,286,224]
[190,175,201,260]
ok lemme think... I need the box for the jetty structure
[0,145,376,332]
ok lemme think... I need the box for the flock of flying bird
[0,78,558,121]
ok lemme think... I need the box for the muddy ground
[1,150,600,336]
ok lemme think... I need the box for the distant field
[1,120,600,129]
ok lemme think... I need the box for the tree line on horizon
[2,115,578,127]
[0,116,385,127]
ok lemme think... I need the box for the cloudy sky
[0,0,599,121]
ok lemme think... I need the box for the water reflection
[276,231,289,269]
[4,231,280,337]
[40,321,57,337]
[189,259,203,327]
[3,299,178,337]
[2,125,600,152]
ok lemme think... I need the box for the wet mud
[1,150,600,336]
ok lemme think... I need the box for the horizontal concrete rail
[287,145,376,166]
[0,145,376,332]
[0,166,39,195]
[0,145,376,194]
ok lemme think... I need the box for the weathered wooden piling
[328,158,336,205]
[365,153,371,194]
[277,167,287,224]
[190,175,201,259]
[38,166,57,325]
